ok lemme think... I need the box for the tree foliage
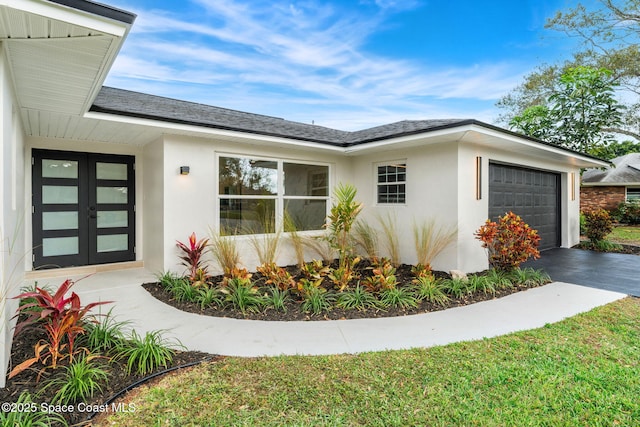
[509,66,623,153]
[498,0,640,143]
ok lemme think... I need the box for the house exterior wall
[157,135,352,275]
[350,142,460,271]
[1,48,26,388]
[580,186,626,212]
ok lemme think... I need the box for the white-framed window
[627,187,640,202]
[376,161,406,204]
[218,155,330,235]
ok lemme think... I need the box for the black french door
[32,150,135,269]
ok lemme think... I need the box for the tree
[498,0,640,142]
[589,139,640,160]
[509,66,624,153]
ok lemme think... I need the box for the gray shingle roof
[89,87,609,164]
[48,0,136,24]
[582,153,640,184]
[91,87,474,146]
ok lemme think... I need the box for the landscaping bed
[145,262,551,321]
[0,324,216,426]
[574,241,640,255]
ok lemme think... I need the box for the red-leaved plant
[10,279,111,379]
[176,232,210,286]
[475,211,541,271]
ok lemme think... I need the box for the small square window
[627,188,640,202]
[376,163,406,204]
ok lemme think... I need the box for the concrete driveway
[523,248,640,297]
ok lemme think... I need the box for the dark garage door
[489,163,560,250]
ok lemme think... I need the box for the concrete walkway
[23,268,627,357]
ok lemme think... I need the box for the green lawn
[609,226,640,245]
[97,298,640,427]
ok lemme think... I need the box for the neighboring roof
[583,153,640,184]
[47,0,136,24]
[89,87,608,164]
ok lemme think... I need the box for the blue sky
[105,0,594,131]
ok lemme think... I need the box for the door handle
[89,206,97,219]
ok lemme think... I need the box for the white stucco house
[0,0,609,386]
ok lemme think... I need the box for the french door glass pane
[42,237,78,257]
[43,185,78,204]
[97,234,128,252]
[43,212,78,230]
[97,211,128,228]
[97,163,127,180]
[42,160,78,178]
[97,186,128,203]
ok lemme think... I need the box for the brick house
[581,153,640,212]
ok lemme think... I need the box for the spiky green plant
[412,276,449,306]
[508,267,551,287]
[195,287,223,310]
[220,278,264,314]
[337,284,378,311]
[82,308,131,355]
[485,269,514,290]
[265,287,290,312]
[117,330,182,376]
[378,286,418,309]
[0,391,67,426]
[442,277,470,299]
[41,356,108,405]
[466,274,496,295]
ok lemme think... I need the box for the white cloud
[107,0,524,129]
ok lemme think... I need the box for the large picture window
[376,162,406,204]
[218,156,329,235]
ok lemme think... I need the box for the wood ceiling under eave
[0,3,146,144]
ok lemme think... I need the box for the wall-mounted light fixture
[180,166,190,175]
[475,156,482,200]
[570,172,576,201]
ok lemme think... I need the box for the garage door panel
[489,163,560,250]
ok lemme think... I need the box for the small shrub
[507,267,550,287]
[412,276,449,306]
[10,279,111,379]
[210,232,241,276]
[265,287,290,312]
[614,200,640,225]
[583,209,613,243]
[327,257,361,291]
[171,277,199,303]
[298,279,334,314]
[221,278,264,314]
[257,263,296,290]
[485,269,514,290]
[42,356,108,405]
[475,211,541,271]
[363,262,397,292]
[301,259,331,280]
[117,330,181,376]
[466,274,495,295]
[195,287,223,310]
[82,308,130,355]
[176,232,210,286]
[593,239,623,252]
[0,391,67,426]
[442,277,470,299]
[337,284,378,311]
[378,287,418,309]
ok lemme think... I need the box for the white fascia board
[464,124,610,168]
[1,0,130,37]
[343,126,464,154]
[83,111,347,153]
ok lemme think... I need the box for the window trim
[626,187,640,202]
[216,153,331,235]
[374,160,407,205]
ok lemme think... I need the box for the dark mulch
[0,325,219,426]
[574,242,640,255]
[144,263,542,321]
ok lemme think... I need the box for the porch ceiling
[1,0,132,141]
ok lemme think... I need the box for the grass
[97,297,640,427]
[608,225,640,245]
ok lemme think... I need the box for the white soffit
[1,1,131,137]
